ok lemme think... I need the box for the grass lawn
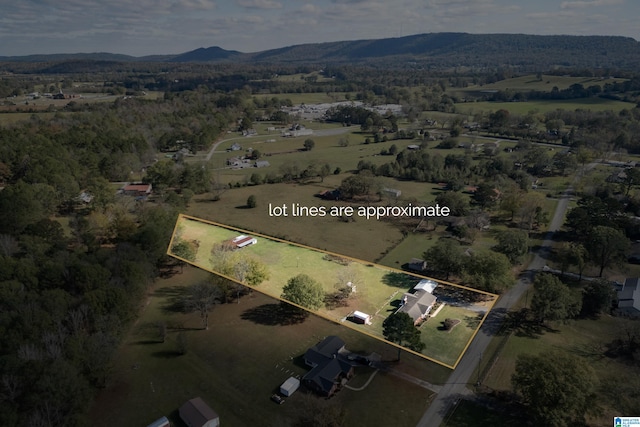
[419,305,486,367]
[171,215,496,368]
[481,313,640,426]
[442,399,522,427]
[378,233,440,270]
[90,265,442,427]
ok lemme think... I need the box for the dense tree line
[0,84,247,425]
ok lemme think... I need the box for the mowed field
[90,266,443,427]
[171,215,496,367]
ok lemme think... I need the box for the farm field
[457,74,627,93]
[454,98,635,115]
[187,180,406,263]
[170,215,497,367]
[90,266,440,427]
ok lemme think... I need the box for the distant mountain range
[2,33,640,69]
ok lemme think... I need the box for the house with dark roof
[406,258,427,273]
[179,397,219,427]
[302,336,354,397]
[617,277,640,317]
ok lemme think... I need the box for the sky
[0,0,638,56]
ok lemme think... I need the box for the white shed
[280,376,300,397]
[352,311,372,325]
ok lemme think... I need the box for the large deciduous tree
[463,251,513,293]
[512,351,598,427]
[494,229,529,264]
[382,312,425,357]
[281,274,325,310]
[303,138,315,151]
[586,225,630,277]
[530,273,581,323]
[422,239,464,280]
[581,278,616,318]
[184,281,222,330]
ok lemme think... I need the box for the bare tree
[183,281,222,330]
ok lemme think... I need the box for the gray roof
[618,278,640,313]
[303,357,353,395]
[304,336,345,367]
[397,290,436,322]
[179,397,218,427]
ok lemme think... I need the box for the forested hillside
[2,33,640,71]
[0,89,247,425]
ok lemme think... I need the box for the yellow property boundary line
[167,213,498,369]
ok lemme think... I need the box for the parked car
[271,394,285,405]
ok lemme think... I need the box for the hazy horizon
[1,0,638,57]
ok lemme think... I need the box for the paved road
[415,162,598,427]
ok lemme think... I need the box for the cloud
[236,0,282,9]
[561,0,624,9]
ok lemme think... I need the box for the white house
[618,277,640,317]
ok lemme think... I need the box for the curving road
[416,162,598,427]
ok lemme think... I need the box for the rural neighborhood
[1,11,640,427]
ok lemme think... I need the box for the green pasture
[454,98,635,115]
[456,74,627,93]
[172,215,496,368]
[90,266,438,427]
[187,182,405,262]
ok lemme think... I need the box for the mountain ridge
[2,32,639,69]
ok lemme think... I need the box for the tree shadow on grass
[151,350,184,359]
[567,342,607,362]
[464,313,484,329]
[134,339,162,345]
[381,272,419,288]
[241,303,309,326]
[155,286,188,314]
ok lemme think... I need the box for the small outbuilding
[179,397,219,427]
[414,279,438,294]
[352,311,372,325]
[232,235,257,248]
[147,416,171,427]
[280,376,300,397]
